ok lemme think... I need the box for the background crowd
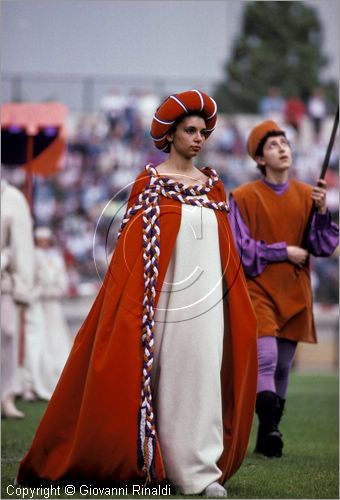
[3,86,339,307]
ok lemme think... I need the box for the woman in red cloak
[17,90,257,497]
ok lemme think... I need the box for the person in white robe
[1,180,34,418]
[23,227,72,401]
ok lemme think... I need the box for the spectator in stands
[284,95,305,141]
[308,87,327,143]
[100,87,127,132]
[259,86,286,122]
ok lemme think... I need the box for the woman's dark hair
[255,130,287,175]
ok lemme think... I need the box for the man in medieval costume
[229,120,339,458]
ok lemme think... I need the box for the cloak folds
[18,168,258,487]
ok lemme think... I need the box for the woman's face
[168,115,207,159]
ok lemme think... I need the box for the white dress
[25,248,72,400]
[152,196,224,494]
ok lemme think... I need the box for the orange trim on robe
[17,169,257,486]
[233,179,317,343]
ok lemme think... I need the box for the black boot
[275,397,285,430]
[255,391,283,457]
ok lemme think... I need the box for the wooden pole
[318,105,339,183]
[25,134,34,210]
[301,105,339,249]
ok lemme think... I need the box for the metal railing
[2,73,217,112]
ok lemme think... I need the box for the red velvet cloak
[17,169,257,486]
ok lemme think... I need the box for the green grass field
[1,373,338,499]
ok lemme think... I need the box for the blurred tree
[214,1,337,113]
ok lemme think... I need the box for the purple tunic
[229,179,339,277]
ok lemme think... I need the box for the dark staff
[301,104,339,250]
[317,104,339,184]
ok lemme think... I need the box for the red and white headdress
[150,89,217,152]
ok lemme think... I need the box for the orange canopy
[1,102,67,176]
[1,102,67,136]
